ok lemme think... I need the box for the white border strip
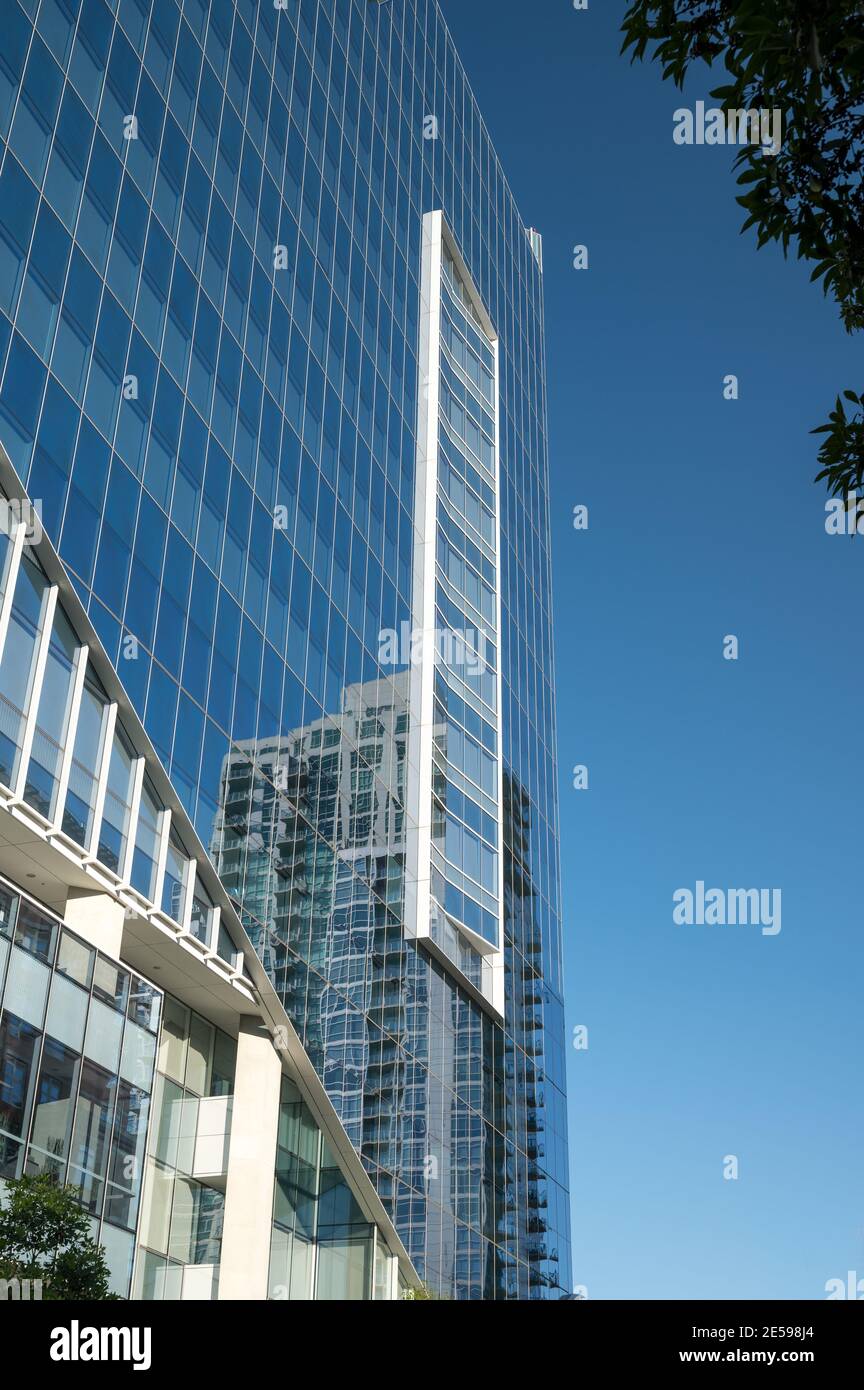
[407,211,504,1019]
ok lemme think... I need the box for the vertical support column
[218,1019,281,1301]
[404,212,505,1020]
[63,889,126,959]
[405,210,443,946]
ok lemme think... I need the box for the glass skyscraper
[0,0,570,1298]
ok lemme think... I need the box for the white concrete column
[218,1019,281,1301]
[62,888,125,958]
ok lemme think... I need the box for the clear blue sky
[442,0,862,1299]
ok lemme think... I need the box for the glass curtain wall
[134,993,236,1300]
[268,1074,375,1301]
[0,874,161,1296]
[0,0,571,1297]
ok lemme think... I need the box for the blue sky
[442,0,863,1299]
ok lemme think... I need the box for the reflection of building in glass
[212,676,410,1156]
[0,0,571,1298]
[212,671,564,1298]
[0,503,413,1300]
[0,875,159,1293]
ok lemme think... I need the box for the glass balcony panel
[61,669,108,847]
[23,605,79,817]
[0,554,50,789]
[97,726,136,874]
[130,778,164,900]
[161,831,190,922]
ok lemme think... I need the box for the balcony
[192,1095,233,1186]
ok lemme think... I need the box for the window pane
[161,831,189,922]
[289,1234,314,1300]
[315,1235,372,1301]
[69,1058,116,1213]
[216,920,237,966]
[185,1013,212,1095]
[157,996,188,1084]
[56,930,93,988]
[13,899,58,962]
[27,1036,79,1179]
[0,1010,42,1145]
[130,779,163,899]
[0,522,12,611]
[0,554,50,788]
[138,1161,174,1260]
[119,1018,156,1091]
[97,726,136,873]
[23,605,78,818]
[104,1080,149,1230]
[3,947,50,1027]
[168,1175,223,1264]
[128,976,161,1032]
[210,1030,236,1098]
[45,972,88,1053]
[189,888,212,945]
[0,885,18,939]
[62,668,108,847]
[100,1223,135,1298]
[84,996,123,1072]
[92,956,129,1012]
[150,1073,182,1168]
[154,1074,196,1177]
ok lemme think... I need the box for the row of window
[6,0,552,533]
[428,240,502,962]
[0,879,159,1028]
[134,992,236,1295]
[0,873,163,1293]
[0,512,238,964]
[2,0,570,1293]
[270,1074,377,1300]
[1,0,561,973]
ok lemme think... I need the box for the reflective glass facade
[269,1074,388,1301]
[0,874,161,1296]
[432,243,502,959]
[0,0,570,1297]
[0,516,235,965]
[134,993,235,1299]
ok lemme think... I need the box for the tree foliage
[621,0,864,498]
[0,1173,119,1300]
